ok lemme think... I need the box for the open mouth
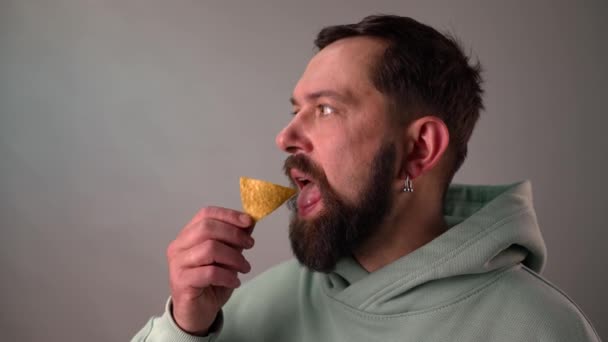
[289,169,322,217]
[291,169,312,189]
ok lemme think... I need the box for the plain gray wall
[1,0,606,340]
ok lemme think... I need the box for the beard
[283,143,397,273]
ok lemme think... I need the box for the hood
[323,181,547,314]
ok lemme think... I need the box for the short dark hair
[315,15,483,178]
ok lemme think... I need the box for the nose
[275,115,312,154]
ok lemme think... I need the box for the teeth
[292,173,311,186]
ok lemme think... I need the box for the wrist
[170,300,217,336]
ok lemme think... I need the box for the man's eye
[319,104,335,116]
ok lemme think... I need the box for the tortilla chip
[240,176,296,221]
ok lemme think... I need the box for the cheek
[314,109,389,202]
[320,135,380,202]
[313,133,355,200]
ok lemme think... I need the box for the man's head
[277,15,483,272]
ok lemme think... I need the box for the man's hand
[167,206,255,335]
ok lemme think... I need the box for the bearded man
[132,15,600,342]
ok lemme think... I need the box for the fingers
[180,240,251,274]
[181,265,241,289]
[191,206,253,228]
[171,206,255,252]
[172,218,255,252]
[167,206,255,296]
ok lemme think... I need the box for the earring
[403,175,414,193]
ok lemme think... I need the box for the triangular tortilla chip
[240,176,296,221]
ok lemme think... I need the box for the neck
[353,191,447,273]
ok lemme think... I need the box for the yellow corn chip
[240,176,296,221]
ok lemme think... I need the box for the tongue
[297,183,321,211]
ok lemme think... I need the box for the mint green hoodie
[132,181,601,341]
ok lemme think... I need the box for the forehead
[292,36,387,101]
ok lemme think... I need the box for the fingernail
[240,214,251,225]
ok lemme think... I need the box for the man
[132,15,600,341]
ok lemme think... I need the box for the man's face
[276,37,401,272]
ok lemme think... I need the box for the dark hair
[315,15,483,178]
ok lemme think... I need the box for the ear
[399,116,450,180]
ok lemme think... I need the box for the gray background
[1,0,606,340]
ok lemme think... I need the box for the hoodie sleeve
[571,313,602,342]
[537,299,602,342]
[130,298,223,342]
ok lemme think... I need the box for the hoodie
[132,181,601,341]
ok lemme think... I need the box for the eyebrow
[290,89,352,106]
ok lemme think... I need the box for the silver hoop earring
[403,175,414,193]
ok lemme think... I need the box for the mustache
[283,154,326,187]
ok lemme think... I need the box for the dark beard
[283,143,397,273]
